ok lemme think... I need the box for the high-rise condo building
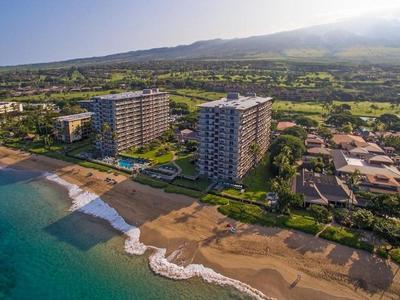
[197,92,272,182]
[92,89,169,156]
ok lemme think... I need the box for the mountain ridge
[3,15,400,69]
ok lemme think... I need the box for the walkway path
[315,222,332,238]
[171,152,182,174]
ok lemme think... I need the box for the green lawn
[2,138,64,154]
[107,72,126,82]
[170,94,206,112]
[133,174,378,254]
[283,211,323,235]
[221,154,271,201]
[174,88,225,101]
[133,175,203,198]
[67,141,94,156]
[213,200,374,252]
[216,201,321,232]
[172,177,212,192]
[2,89,124,103]
[174,155,197,176]
[164,185,203,198]
[134,175,168,189]
[200,194,230,206]
[121,145,174,165]
[319,226,374,252]
[273,100,400,117]
[390,248,400,264]
[2,137,120,174]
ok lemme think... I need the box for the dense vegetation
[2,60,400,106]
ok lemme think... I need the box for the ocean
[0,167,248,300]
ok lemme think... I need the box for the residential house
[292,169,356,207]
[332,149,400,194]
[276,121,296,131]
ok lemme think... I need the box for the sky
[1,0,400,66]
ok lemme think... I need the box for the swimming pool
[118,159,134,169]
[117,157,149,170]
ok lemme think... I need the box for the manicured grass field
[273,100,400,117]
[174,89,225,101]
[319,226,374,252]
[2,137,119,174]
[216,201,322,233]
[390,248,400,264]
[164,185,203,198]
[107,72,125,82]
[213,200,374,252]
[133,175,203,198]
[174,155,197,176]
[221,154,271,201]
[3,89,124,103]
[121,145,174,165]
[172,177,212,192]
[170,94,206,111]
[3,138,64,154]
[200,194,230,206]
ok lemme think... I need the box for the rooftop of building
[305,137,324,144]
[56,112,93,122]
[364,142,385,154]
[331,134,368,147]
[292,169,356,205]
[198,92,272,110]
[307,147,332,156]
[180,129,194,135]
[92,88,167,101]
[0,101,17,105]
[276,121,296,131]
[365,174,400,187]
[332,149,400,179]
[369,155,394,164]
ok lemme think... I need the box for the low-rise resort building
[332,149,400,194]
[54,112,93,143]
[0,102,23,115]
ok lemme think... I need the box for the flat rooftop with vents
[55,112,93,122]
[93,89,166,101]
[198,92,273,110]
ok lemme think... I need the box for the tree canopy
[270,135,305,164]
[326,113,365,128]
[295,116,318,128]
[282,126,308,140]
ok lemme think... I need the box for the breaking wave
[44,172,273,300]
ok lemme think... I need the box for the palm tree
[99,122,111,157]
[273,145,296,180]
[347,169,361,209]
[249,142,261,166]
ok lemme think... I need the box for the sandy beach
[1,146,399,300]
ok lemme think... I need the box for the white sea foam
[44,172,273,300]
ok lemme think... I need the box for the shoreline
[1,146,399,299]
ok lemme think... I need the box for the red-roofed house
[276,121,296,131]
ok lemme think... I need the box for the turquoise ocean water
[0,168,246,300]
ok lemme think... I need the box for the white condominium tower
[197,92,272,182]
[92,88,169,156]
